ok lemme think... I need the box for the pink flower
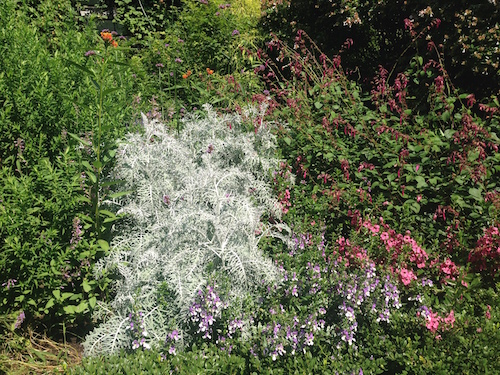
[380,232,389,242]
[486,305,492,320]
[426,312,441,332]
[444,310,455,328]
[400,268,417,286]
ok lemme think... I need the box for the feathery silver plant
[83,104,293,356]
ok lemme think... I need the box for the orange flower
[182,73,188,79]
[100,31,113,42]
[111,40,118,48]
[206,68,214,75]
[182,70,192,79]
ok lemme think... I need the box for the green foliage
[110,0,182,39]
[2,0,500,373]
[0,0,141,328]
[256,28,500,272]
[260,0,500,100]
[0,150,98,324]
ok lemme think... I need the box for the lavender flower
[156,63,164,68]
[232,29,240,36]
[70,217,83,249]
[2,279,17,290]
[85,50,96,57]
[14,311,25,329]
[175,58,183,63]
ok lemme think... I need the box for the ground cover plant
[1,0,499,374]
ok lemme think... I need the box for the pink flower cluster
[363,219,429,269]
[439,258,460,281]
[334,236,369,267]
[418,307,455,335]
[399,268,417,286]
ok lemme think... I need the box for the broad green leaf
[62,292,74,301]
[99,210,116,218]
[314,101,323,109]
[98,239,110,252]
[75,302,88,313]
[415,176,428,188]
[63,305,76,314]
[89,296,97,309]
[87,171,97,183]
[52,290,61,300]
[468,188,483,202]
[82,280,92,293]
[82,160,92,170]
[441,111,451,122]
[45,298,55,310]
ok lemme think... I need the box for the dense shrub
[260,0,500,99]
[0,0,143,329]
[255,27,500,274]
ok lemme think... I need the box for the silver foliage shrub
[83,104,292,356]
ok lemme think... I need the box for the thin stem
[95,58,105,239]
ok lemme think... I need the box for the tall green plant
[66,30,132,242]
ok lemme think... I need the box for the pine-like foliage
[83,104,292,356]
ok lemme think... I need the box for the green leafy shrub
[109,0,182,39]
[0,150,99,325]
[260,0,500,100]
[0,0,144,329]
[255,26,500,273]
